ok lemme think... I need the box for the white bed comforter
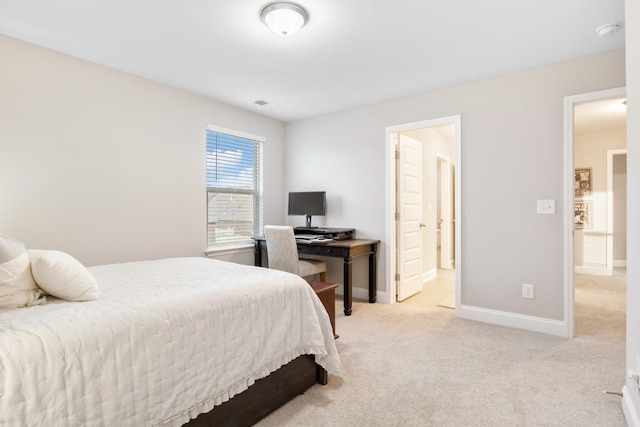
[0,257,340,427]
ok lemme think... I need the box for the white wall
[574,128,626,271]
[285,48,625,323]
[624,0,640,424]
[0,34,286,266]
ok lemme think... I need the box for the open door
[397,134,423,301]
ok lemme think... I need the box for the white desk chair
[263,225,327,281]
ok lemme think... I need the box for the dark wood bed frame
[184,355,326,426]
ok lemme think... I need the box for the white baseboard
[574,266,613,276]
[457,304,568,337]
[339,286,567,337]
[423,268,437,284]
[614,259,628,268]
[335,286,390,304]
[338,268,437,306]
[374,289,390,304]
[623,386,640,427]
[342,290,568,337]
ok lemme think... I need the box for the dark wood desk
[254,238,379,316]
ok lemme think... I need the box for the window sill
[205,242,255,257]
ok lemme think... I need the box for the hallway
[401,268,455,309]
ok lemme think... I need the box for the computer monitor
[288,191,326,228]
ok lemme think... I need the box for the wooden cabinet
[306,280,338,339]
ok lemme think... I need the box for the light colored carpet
[257,272,627,427]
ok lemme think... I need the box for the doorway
[564,88,627,337]
[607,149,627,271]
[385,116,461,309]
[436,153,454,270]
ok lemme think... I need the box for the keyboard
[295,235,333,243]
[295,234,325,240]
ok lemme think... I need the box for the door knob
[420,223,426,228]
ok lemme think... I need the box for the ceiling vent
[254,99,281,108]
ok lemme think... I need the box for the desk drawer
[297,244,349,258]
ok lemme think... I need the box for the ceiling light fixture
[260,2,309,37]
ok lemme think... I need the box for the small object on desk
[294,227,355,240]
[295,235,334,244]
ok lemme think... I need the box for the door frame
[563,86,626,338]
[385,115,462,306]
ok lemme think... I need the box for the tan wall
[286,48,626,321]
[0,29,631,333]
[0,34,286,266]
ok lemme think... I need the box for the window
[206,126,264,250]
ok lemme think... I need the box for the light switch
[537,199,555,214]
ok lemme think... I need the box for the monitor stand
[305,214,316,228]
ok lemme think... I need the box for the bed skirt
[185,355,324,426]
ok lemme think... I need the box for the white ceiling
[0,0,626,122]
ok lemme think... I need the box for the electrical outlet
[522,283,534,299]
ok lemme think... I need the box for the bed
[0,256,340,426]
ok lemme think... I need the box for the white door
[438,155,454,269]
[397,134,423,301]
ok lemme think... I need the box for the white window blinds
[206,128,264,249]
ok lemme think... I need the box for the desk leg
[369,251,377,303]
[343,257,353,316]
[254,243,262,267]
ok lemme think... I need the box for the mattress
[0,257,340,427]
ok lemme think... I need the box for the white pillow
[0,235,46,308]
[29,249,99,302]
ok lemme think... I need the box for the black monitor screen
[288,191,326,216]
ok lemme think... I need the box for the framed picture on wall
[574,167,592,196]
[574,200,592,229]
